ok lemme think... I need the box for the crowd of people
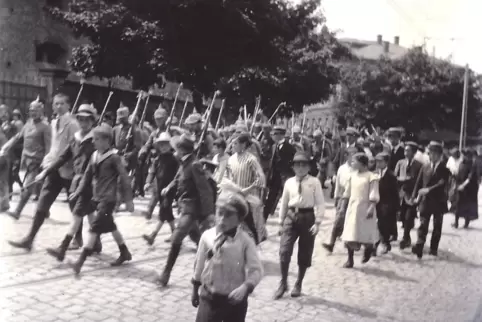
[0,94,480,322]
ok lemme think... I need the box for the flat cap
[93,123,114,138]
[170,133,195,152]
[76,104,97,119]
[273,125,286,133]
[405,141,419,150]
[428,141,443,151]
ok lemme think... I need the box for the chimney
[377,34,383,44]
[383,41,390,53]
[394,36,400,45]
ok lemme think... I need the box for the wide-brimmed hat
[217,180,250,219]
[153,132,172,145]
[76,104,97,119]
[170,133,195,152]
[293,152,310,163]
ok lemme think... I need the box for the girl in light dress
[340,153,380,268]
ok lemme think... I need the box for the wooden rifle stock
[196,91,220,158]
[121,91,145,156]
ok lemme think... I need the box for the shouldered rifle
[256,101,286,142]
[166,82,183,131]
[98,91,114,125]
[122,91,145,156]
[196,90,220,158]
[139,92,151,129]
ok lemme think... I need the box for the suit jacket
[272,139,296,178]
[377,169,399,211]
[169,154,215,219]
[414,161,451,214]
[395,158,423,203]
[113,123,143,169]
[389,145,405,172]
[43,113,80,179]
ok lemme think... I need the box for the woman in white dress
[341,153,380,268]
[224,133,267,244]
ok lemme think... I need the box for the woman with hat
[191,183,263,322]
[225,132,266,244]
[340,152,380,268]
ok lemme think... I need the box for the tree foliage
[335,49,481,136]
[48,0,350,115]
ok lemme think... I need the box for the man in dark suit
[374,152,400,254]
[395,142,423,249]
[387,127,405,172]
[411,141,451,259]
[263,126,296,221]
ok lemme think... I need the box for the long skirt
[455,200,478,221]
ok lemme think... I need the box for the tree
[47,0,349,115]
[335,48,481,136]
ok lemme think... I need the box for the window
[35,42,66,65]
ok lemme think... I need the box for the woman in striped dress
[224,133,267,243]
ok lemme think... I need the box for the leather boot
[362,245,373,263]
[70,221,83,250]
[7,190,30,220]
[110,244,132,266]
[8,211,46,251]
[273,261,290,300]
[142,233,156,246]
[157,244,181,287]
[291,266,307,298]
[411,243,423,259]
[92,236,102,254]
[46,235,73,262]
[343,249,354,268]
[70,248,90,275]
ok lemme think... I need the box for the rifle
[249,96,261,135]
[98,91,114,125]
[256,101,286,141]
[196,90,220,158]
[166,82,183,131]
[215,99,226,131]
[71,76,86,114]
[179,98,189,127]
[122,91,145,156]
[139,92,151,129]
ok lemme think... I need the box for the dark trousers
[377,204,396,244]
[264,174,289,221]
[416,211,444,251]
[328,200,347,245]
[279,209,315,267]
[8,160,22,195]
[400,202,417,241]
[196,288,248,322]
[36,171,82,242]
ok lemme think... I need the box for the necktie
[56,117,61,132]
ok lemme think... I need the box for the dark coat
[376,169,400,216]
[395,158,423,204]
[414,162,451,214]
[389,145,405,172]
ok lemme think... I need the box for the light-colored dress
[225,151,266,243]
[341,170,380,245]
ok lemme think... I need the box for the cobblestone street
[1,189,482,322]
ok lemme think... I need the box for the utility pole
[459,64,469,150]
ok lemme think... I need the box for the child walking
[142,132,179,245]
[274,151,325,300]
[68,124,134,274]
[191,184,263,322]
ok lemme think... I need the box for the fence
[0,73,48,117]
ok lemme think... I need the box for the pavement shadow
[298,296,379,319]
[355,266,418,283]
[437,249,482,268]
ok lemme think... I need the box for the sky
[291,0,482,73]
